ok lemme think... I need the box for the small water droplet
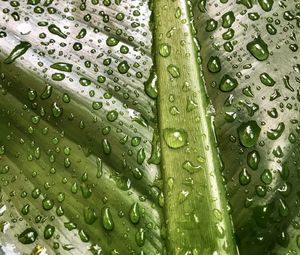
[101,207,114,231]
[159,43,171,57]
[167,65,180,78]
[129,203,140,224]
[247,150,260,170]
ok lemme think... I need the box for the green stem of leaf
[152,0,238,254]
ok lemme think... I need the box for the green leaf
[192,0,300,254]
[0,0,299,254]
[0,0,164,254]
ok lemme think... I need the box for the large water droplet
[44,224,55,239]
[219,75,238,92]
[247,36,269,61]
[48,24,67,38]
[18,228,38,244]
[221,11,235,28]
[260,73,275,86]
[267,122,285,140]
[118,61,130,74]
[163,128,188,149]
[50,62,73,72]
[237,121,261,147]
[258,0,273,12]
[4,41,31,64]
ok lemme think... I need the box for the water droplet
[159,43,171,57]
[79,77,91,86]
[4,41,31,64]
[258,0,273,12]
[96,157,102,178]
[222,28,235,40]
[118,61,130,74]
[73,42,82,51]
[106,110,118,122]
[44,224,55,239]
[261,169,272,184]
[266,24,277,35]
[79,229,89,242]
[167,64,180,78]
[18,228,38,244]
[239,168,251,185]
[260,73,275,86]
[50,62,72,72]
[247,150,260,170]
[144,68,158,99]
[205,19,218,32]
[101,207,114,231]
[106,37,119,46]
[40,85,53,100]
[129,203,140,224]
[163,128,188,149]
[76,28,87,39]
[296,235,300,248]
[256,185,266,197]
[242,86,254,97]
[52,102,63,117]
[267,122,285,140]
[247,36,269,61]
[248,12,260,21]
[135,228,145,247]
[52,73,65,81]
[64,222,77,231]
[207,56,221,73]
[221,11,235,28]
[237,121,261,147]
[32,188,41,199]
[27,0,40,5]
[92,102,103,110]
[198,0,207,13]
[182,161,202,174]
[137,148,146,165]
[21,204,30,215]
[219,74,238,92]
[48,24,67,38]
[42,198,54,210]
[278,198,289,217]
[84,206,97,225]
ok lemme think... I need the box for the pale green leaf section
[153,0,238,254]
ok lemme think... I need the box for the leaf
[0,0,164,254]
[192,0,300,254]
[152,0,237,254]
[1,0,298,254]
[0,0,239,254]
